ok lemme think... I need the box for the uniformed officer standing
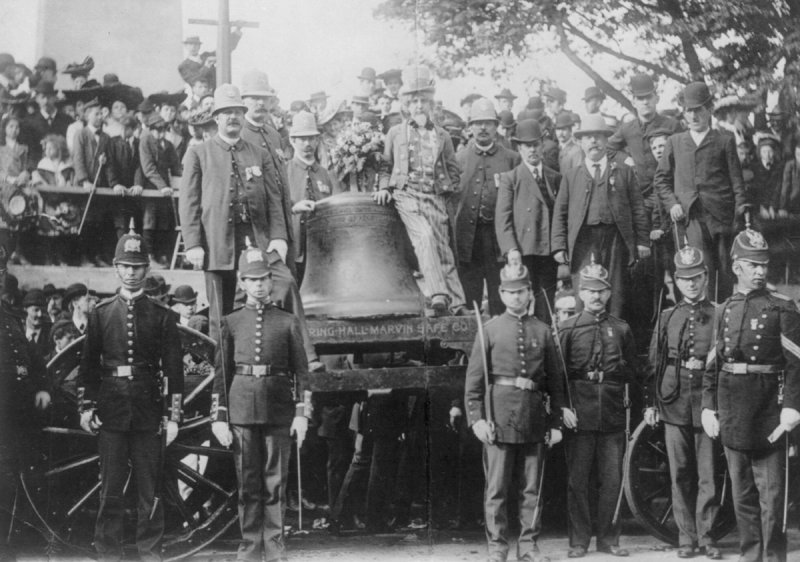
[0,246,50,562]
[211,242,310,562]
[465,264,566,562]
[77,228,183,562]
[645,246,722,559]
[559,261,640,558]
[702,228,800,562]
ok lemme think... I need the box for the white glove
[266,239,288,263]
[768,407,800,443]
[449,406,462,428]
[562,407,578,429]
[291,416,308,447]
[165,420,179,447]
[34,391,51,410]
[211,421,232,448]
[471,419,495,444]
[80,410,102,434]
[548,428,563,446]
[292,200,316,213]
[644,407,659,427]
[185,246,205,269]
[701,409,719,439]
[670,204,685,222]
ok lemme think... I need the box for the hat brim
[241,90,276,98]
[173,297,197,304]
[682,95,714,110]
[674,266,706,279]
[579,279,611,290]
[148,92,188,107]
[467,117,499,125]
[511,135,542,143]
[114,258,149,266]
[573,128,612,138]
[500,279,531,290]
[289,129,320,137]
[212,103,247,116]
[239,271,272,279]
[399,85,435,96]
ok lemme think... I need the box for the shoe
[486,553,507,562]
[567,546,586,558]
[327,519,341,536]
[703,546,722,560]
[597,545,629,557]
[431,294,449,316]
[308,360,326,373]
[677,545,696,558]
[519,553,549,562]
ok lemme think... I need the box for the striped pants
[393,189,465,308]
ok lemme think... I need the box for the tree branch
[554,21,635,113]
[562,19,688,84]
[656,0,704,80]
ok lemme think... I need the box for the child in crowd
[0,117,31,263]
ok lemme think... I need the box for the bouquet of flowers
[331,121,384,191]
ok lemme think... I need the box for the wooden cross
[187,0,259,85]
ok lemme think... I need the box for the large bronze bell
[299,192,424,318]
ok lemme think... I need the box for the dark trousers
[0,442,17,558]
[565,430,625,550]
[664,423,720,547]
[457,222,503,316]
[685,209,733,302]
[232,424,291,562]
[724,445,786,562]
[483,441,545,559]
[522,255,558,324]
[324,436,351,509]
[95,429,162,562]
[571,224,628,318]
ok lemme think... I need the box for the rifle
[472,302,494,434]
[540,289,575,415]
[77,153,107,235]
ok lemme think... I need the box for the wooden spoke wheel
[19,326,239,560]
[623,421,736,546]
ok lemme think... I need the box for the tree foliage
[375,0,800,110]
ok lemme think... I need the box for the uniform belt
[104,365,154,378]
[667,357,705,370]
[721,362,783,375]
[235,364,289,377]
[586,370,604,383]
[493,375,539,392]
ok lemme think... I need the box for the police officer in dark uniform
[210,241,310,562]
[559,260,640,558]
[645,246,722,559]
[77,227,183,562]
[0,246,50,562]
[702,228,800,562]
[465,263,566,562]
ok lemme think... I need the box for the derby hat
[573,114,612,138]
[63,283,91,305]
[467,98,498,124]
[583,86,605,101]
[22,289,46,309]
[681,82,713,110]
[544,87,567,104]
[495,88,517,101]
[378,68,402,82]
[357,67,377,81]
[674,245,706,278]
[498,110,516,128]
[554,111,575,129]
[511,119,543,143]
[212,84,247,115]
[289,111,319,137]
[240,69,275,97]
[144,275,170,296]
[399,65,436,96]
[629,73,656,97]
[172,285,198,304]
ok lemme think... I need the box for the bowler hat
[499,264,531,290]
[681,82,713,110]
[63,283,90,305]
[357,67,377,81]
[33,81,58,96]
[516,109,539,122]
[526,96,545,110]
[144,275,170,296]
[731,228,769,264]
[172,285,198,304]
[35,57,56,72]
[467,98,498,124]
[378,68,402,83]
[183,36,202,45]
[22,289,46,309]
[573,114,612,138]
[495,88,517,101]
[289,111,319,137]
[674,245,706,278]
[554,112,575,129]
[498,110,516,128]
[583,86,605,101]
[62,56,94,77]
[544,87,566,104]
[399,65,436,96]
[212,84,247,115]
[43,283,61,298]
[629,74,656,97]
[643,126,673,143]
[238,240,272,279]
[511,119,543,143]
[240,70,275,98]
[579,258,611,290]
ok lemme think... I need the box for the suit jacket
[139,131,180,190]
[654,129,748,232]
[495,162,561,257]
[551,158,649,265]
[21,110,73,167]
[72,126,113,186]
[179,135,288,270]
[780,159,800,214]
[25,324,52,364]
[558,138,583,174]
[107,136,142,187]
[377,120,461,195]
[285,158,341,263]
[453,140,520,262]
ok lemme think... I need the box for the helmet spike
[128,217,136,235]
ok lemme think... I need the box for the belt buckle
[252,365,268,377]
[685,358,704,371]
[732,363,747,375]
[116,366,132,378]
[515,377,533,391]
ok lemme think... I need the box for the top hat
[399,65,436,96]
[289,111,319,137]
[731,228,769,264]
[240,70,276,98]
[212,84,247,115]
[468,98,498,124]
[629,73,656,97]
[573,114,612,138]
[674,245,706,278]
[681,82,713,110]
[583,86,605,101]
[357,67,377,81]
[495,88,517,101]
[511,119,543,143]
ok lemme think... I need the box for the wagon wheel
[19,325,238,561]
[623,420,736,546]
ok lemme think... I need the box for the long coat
[285,158,341,263]
[654,129,747,233]
[495,163,561,257]
[72,126,113,187]
[179,135,288,270]
[551,159,649,265]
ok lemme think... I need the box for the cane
[297,439,304,532]
[473,302,494,434]
[78,153,107,236]
[612,383,632,526]
[529,440,549,531]
[784,433,790,534]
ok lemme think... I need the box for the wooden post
[217,0,231,85]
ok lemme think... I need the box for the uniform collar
[214,133,242,151]
[245,299,272,310]
[119,288,145,302]
[582,309,608,322]
[473,141,497,156]
[505,309,529,320]
[293,156,317,171]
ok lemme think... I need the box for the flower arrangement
[331,121,384,191]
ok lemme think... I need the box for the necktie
[306,170,316,201]
[593,163,602,183]
[533,167,541,183]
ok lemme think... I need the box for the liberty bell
[299,192,424,318]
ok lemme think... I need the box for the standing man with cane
[702,227,800,562]
[210,241,310,562]
[465,263,565,562]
